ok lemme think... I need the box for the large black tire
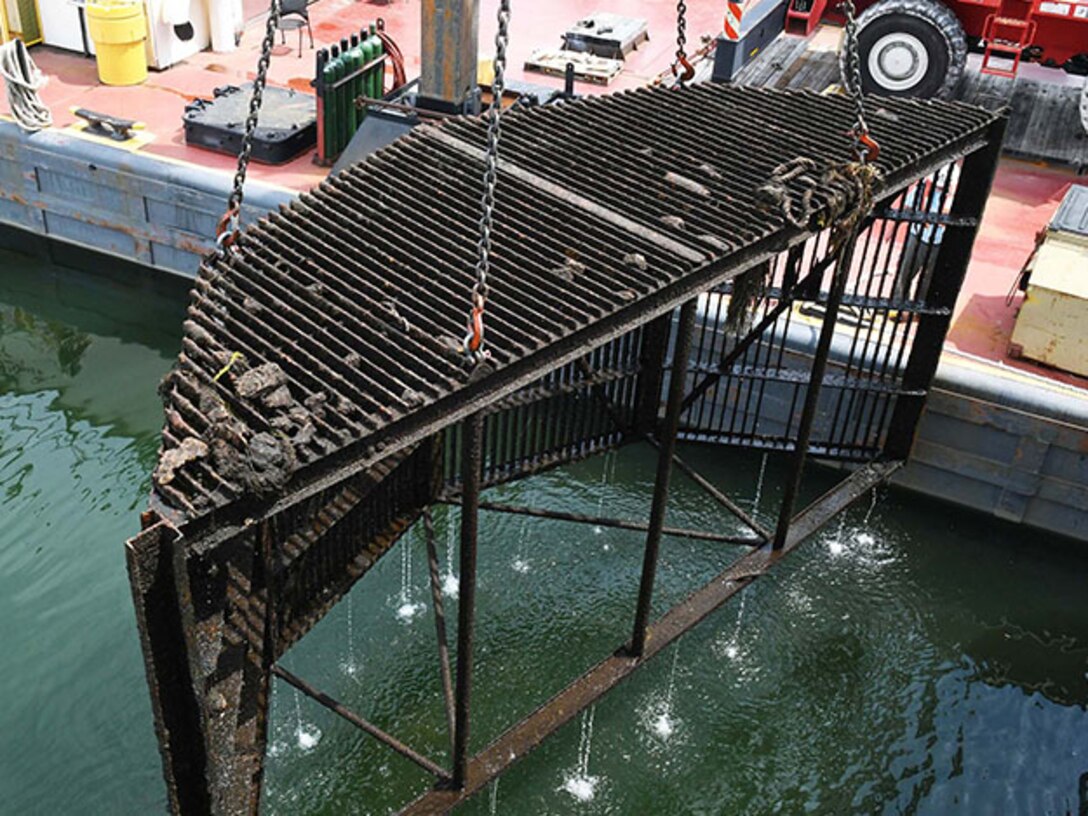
[844,0,967,99]
[1080,77,1088,136]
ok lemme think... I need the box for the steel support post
[772,231,859,549]
[630,300,698,658]
[423,509,457,750]
[884,117,1008,458]
[453,412,484,787]
[419,0,480,111]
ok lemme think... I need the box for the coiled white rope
[0,39,53,132]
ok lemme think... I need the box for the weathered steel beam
[631,299,699,657]
[772,224,861,550]
[398,461,903,814]
[884,117,1009,459]
[665,446,771,541]
[438,497,761,546]
[423,509,457,751]
[453,412,484,787]
[419,0,480,110]
[271,665,451,780]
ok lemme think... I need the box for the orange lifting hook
[856,131,880,163]
[216,203,241,250]
[463,291,487,359]
[672,55,695,84]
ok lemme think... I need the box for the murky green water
[2,251,1086,815]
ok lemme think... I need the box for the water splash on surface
[512,517,531,574]
[862,486,879,525]
[644,645,683,741]
[560,707,600,801]
[293,689,322,752]
[593,450,616,537]
[488,778,500,815]
[828,514,848,556]
[442,515,459,598]
[394,537,426,623]
[340,591,361,676]
[752,453,768,514]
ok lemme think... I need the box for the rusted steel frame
[454,412,484,787]
[271,665,451,780]
[171,130,985,552]
[485,361,639,418]
[423,509,456,751]
[576,344,768,541]
[660,443,771,541]
[575,347,768,542]
[125,521,210,816]
[398,460,902,815]
[252,520,280,813]
[438,497,760,546]
[631,299,699,658]
[883,116,1009,459]
[422,127,708,264]
[677,200,896,416]
[772,226,862,550]
[680,249,824,414]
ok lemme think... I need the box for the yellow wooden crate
[1010,230,1088,377]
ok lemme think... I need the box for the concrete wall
[0,122,294,279]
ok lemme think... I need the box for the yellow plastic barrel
[85,0,148,86]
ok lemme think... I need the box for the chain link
[465,0,511,362]
[217,0,282,251]
[672,0,694,84]
[838,0,871,163]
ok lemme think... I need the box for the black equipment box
[183,84,317,165]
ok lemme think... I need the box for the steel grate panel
[151,84,1000,525]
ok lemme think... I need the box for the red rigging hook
[855,130,880,163]
[463,292,486,358]
[216,204,241,249]
[672,55,695,84]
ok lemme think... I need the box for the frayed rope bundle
[0,39,53,132]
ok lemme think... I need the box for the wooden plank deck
[734,35,1088,173]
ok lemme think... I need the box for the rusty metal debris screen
[127,83,1005,815]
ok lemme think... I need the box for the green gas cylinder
[366,23,383,100]
[322,53,339,157]
[360,28,376,107]
[339,39,352,153]
[349,35,365,128]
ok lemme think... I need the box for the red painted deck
[9,1,1088,391]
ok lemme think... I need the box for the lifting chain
[671,0,695,85]
[839,0,877,165]
[463,0,511,364]
[215,0,283,253]
[755,0,882,245]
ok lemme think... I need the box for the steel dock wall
[0,122,293,278]
[683,311,1088,542]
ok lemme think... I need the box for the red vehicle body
[784,0,1088,88]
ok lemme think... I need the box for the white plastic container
[208,0,242,52]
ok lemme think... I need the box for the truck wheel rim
[868,32,930,92]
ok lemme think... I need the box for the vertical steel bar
[630,299,697,658]
[884,120,1007,458]
[772,230,859,549]
[453,412,483,787]
[423,509,456,751]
